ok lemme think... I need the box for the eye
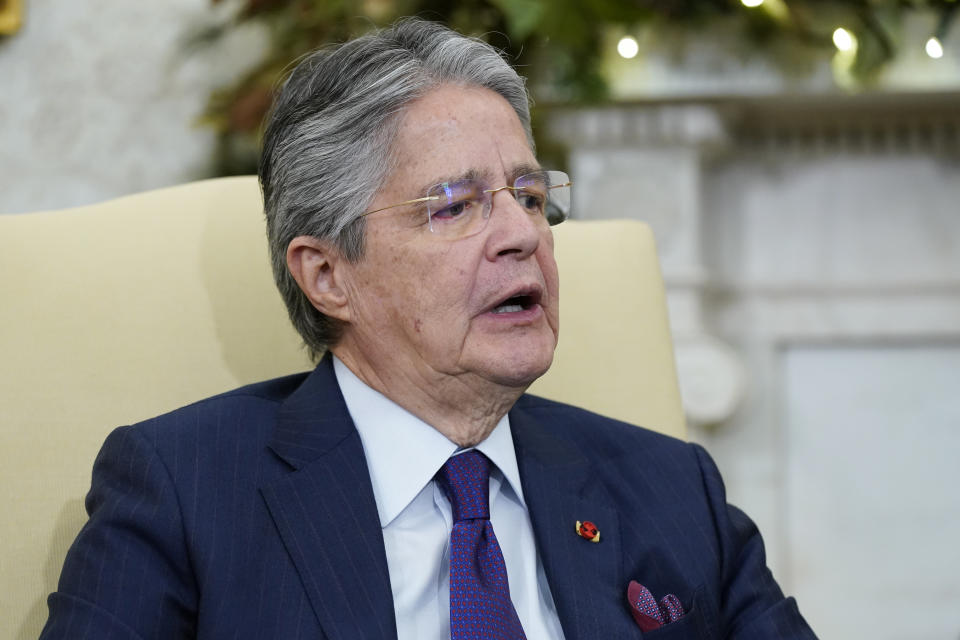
[426,179,483,224]
[431,198,474,221]
[516,191,546,215]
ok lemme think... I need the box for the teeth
[492,304,524,314]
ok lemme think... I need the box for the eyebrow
[411,162,544,198]
[507,162,543,184]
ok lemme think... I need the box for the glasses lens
[423,171,571,237]
[512,173,548,217]
[426,180,487,237]
[515,171,571,226]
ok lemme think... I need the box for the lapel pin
[576,520,600,543]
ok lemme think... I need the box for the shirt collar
[333,356,527,527]
[473,417,526,511]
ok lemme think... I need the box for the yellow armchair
[0,176,683,639]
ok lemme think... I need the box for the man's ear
[286,235,352,322]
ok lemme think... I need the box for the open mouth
[490,291,540,315]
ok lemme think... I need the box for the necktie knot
[437,450,490,522]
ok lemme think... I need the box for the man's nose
[483,189,542,260]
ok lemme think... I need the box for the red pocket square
[627,581,686,632]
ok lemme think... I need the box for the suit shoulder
[203,372,310,406]
[513,393,695,459]
[127,371,311,444]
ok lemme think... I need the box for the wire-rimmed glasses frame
[360,170,572,239]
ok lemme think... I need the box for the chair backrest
[0,176,684,639]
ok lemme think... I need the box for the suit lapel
[511,401,633,640]
[261,356,397,640]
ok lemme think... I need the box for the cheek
[538,249,560,306]
[349,247,424,326]
[351,224,483,342]
[364,245,471,333]
[426,245,481,312]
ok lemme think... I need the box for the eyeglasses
[360,170,572,239]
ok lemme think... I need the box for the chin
[478,342,556,389]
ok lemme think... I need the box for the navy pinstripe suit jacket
[41,357,815,639]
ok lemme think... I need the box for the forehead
[384,84,535,194]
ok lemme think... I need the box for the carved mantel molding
[545,91,960,426]
[547,91,960,154]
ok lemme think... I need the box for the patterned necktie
[436,450,527,640]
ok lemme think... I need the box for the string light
[741,0,764,7]
[617,36,639,59]
[925,36,944,59]
[832,27,856,52]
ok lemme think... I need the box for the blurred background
[2,1,959,637]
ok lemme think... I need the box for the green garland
[192,0,957,175]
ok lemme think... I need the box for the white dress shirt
[333,357,566,640]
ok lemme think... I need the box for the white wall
[784,344,960,639]
[553,96,960,639]
[0,0,265,214]
[706,144,960,640]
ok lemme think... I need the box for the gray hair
[259,18,533,361]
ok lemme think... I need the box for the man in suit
[42,18,816,640]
